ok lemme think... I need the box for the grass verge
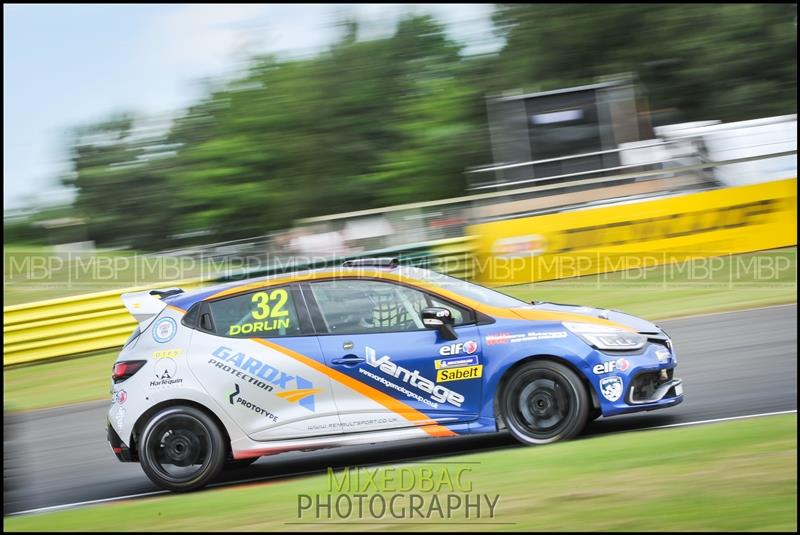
[2,351,116,412]
[502,248,796,321]
[4,414,796,531]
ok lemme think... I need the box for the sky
[3,4,498,211]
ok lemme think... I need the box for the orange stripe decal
[252,338,457,438]
[276,388,322,403]
[166,304,186,314]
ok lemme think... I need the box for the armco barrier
[470,178,797,285]
[3,278,206,366]
[2,238,475,366]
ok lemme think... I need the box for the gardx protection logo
[210,346,320,412]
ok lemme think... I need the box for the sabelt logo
[210,346,320,412]
[364,346,465,407]
[436,365,483,383]
[592,358,630,375]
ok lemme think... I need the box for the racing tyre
[138,406,226,492]
[223,457,259,470]
[501,360,590,445]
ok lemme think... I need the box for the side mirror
[421,307,457,341]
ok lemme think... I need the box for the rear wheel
[500,360,590,445]
[138,406,226,491]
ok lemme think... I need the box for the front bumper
[628,369,683,405]
[586,340,684,417]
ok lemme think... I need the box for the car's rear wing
[121,288,184,329]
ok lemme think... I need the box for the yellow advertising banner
[469,178,797,285]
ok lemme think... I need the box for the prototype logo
[228,383,278,422]
[229,383,241,405]
[600,376,624,402]
[152,317,177,343]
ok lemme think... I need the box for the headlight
[563,322,646,351]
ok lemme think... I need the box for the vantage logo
[210,346,320,412]
[364,346,465,407]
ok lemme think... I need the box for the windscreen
[401,267,529,308]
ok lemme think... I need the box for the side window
[310,280,426,334]
[309,279,473,335]
[207,286,303,338]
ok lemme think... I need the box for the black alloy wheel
[501,360,590,445]
[138,406,226,491]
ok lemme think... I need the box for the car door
[187,284,342,440]
[304,278,483,434]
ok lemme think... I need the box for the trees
[159,14,484,244]
[491,4,797,123]
[57,6,796,250]
[61,114,174,250]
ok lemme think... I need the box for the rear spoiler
[121,288,184,329]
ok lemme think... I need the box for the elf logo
[592,358,630,375]
[439,340,478,356]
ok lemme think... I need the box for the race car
[108,257,682,491]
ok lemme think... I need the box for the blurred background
[4,4,796,260]
[3,3,797,528]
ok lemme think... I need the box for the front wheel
[138,406,226,491]
[500,360,590,445]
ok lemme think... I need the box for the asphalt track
[4,304,797,516]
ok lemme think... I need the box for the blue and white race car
[108,258,682,491]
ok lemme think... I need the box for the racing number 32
[251,289,289,320]
[227,289,292,336]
